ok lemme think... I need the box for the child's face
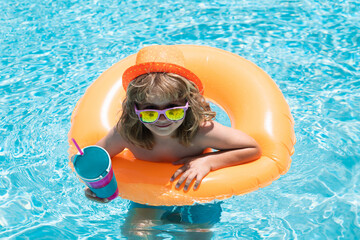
[137,95,186,138]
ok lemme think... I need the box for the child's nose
[158,114,167,120]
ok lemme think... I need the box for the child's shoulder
[195,120,258,151]
[196,120,247,142]
[194,120,234,148]
[197,120,229,139]
[198,120,226,131]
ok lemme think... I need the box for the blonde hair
[116,73,216,150]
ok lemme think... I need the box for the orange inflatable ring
[68,45,296,206]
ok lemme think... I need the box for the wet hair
[116,72,216,150]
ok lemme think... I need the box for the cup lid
[73,146,111,181]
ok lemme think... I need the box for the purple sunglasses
[134,102,189,124]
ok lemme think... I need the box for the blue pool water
[1,0,359,239]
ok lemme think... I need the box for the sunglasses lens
[165,108,185,121]
[140,111,158,123]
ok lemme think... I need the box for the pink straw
[72,138,84,155]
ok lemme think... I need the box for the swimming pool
[1,0,359,239]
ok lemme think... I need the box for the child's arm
[170,121,261,191]
[84,127,125,202]
[96,127,126,158]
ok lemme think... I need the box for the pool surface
[1,0,359,239]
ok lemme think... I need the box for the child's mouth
[155,123,172,128]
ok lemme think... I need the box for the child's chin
[152,130,174,137]
[150,127,177,137]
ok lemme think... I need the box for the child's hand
[170,156,211,191]
[84,188,110,203]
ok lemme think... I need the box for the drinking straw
[72,138,84,155]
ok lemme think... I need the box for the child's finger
[172,158,187,165]
[84,187,96,197]
[175,170,191,189]
[193,174,204,190]
[170,165,186,181]
[183,172,197,191]
[84,188,109,203]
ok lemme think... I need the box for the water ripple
[1,0,360,238]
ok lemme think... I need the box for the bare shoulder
[197,120,225,135]
[197,121,238,138]
[195,121,259,150]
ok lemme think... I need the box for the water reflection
[121,202,222,239]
